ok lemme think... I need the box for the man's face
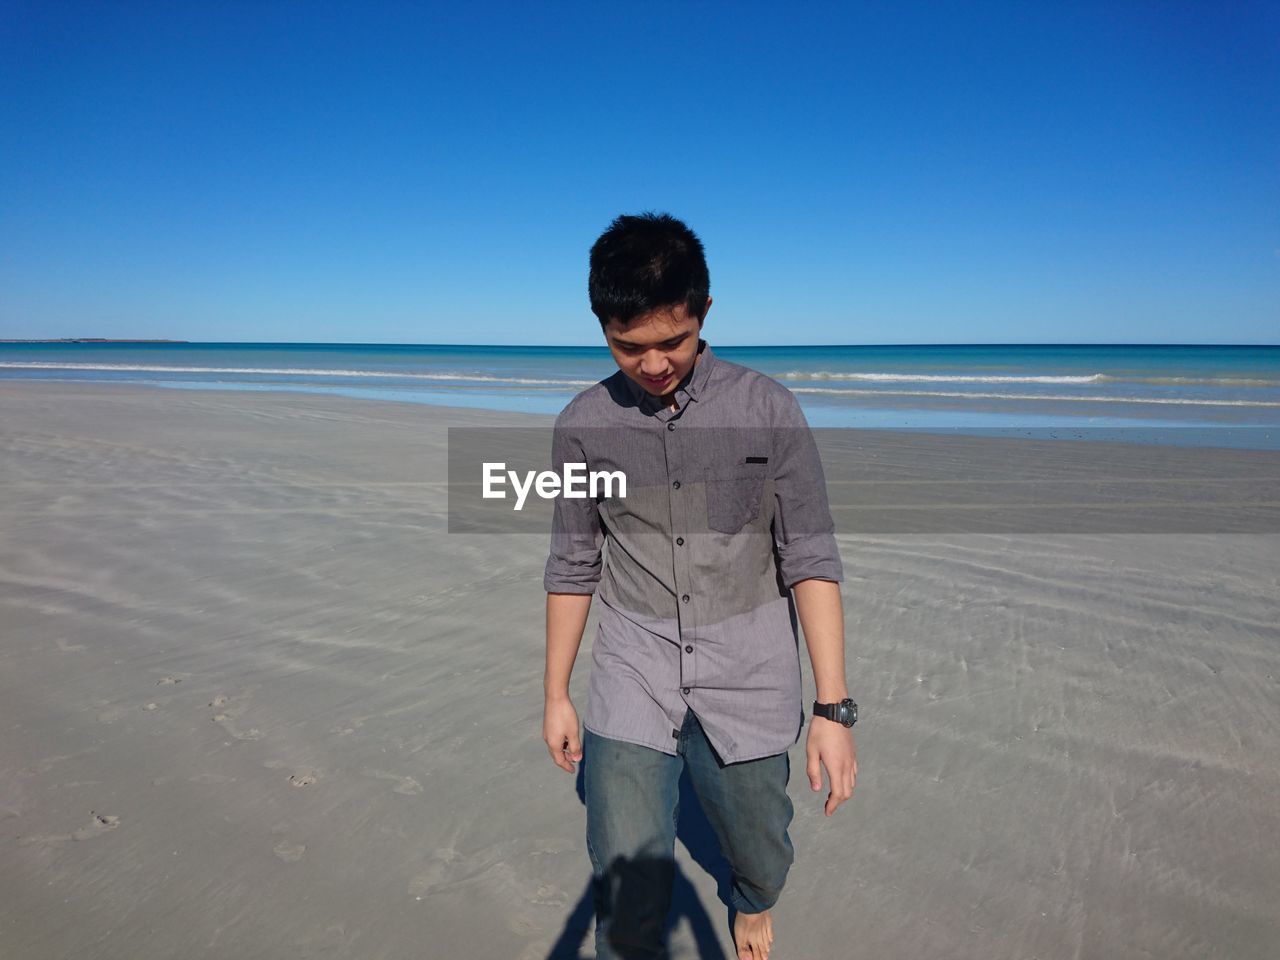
[603,300,709,404]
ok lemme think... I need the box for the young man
[542,213,857,960]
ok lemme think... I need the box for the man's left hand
[806,718,857,816]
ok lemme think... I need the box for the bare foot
[733,909,774,960]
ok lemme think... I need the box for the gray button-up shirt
[543,341,843,762]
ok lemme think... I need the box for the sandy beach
[2,380,1278,960]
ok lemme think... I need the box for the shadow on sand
[542,760,736,960]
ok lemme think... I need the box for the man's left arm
[769,388,856,816]
[793,578,857,817]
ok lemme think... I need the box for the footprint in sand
[73,812,120,839]
[529,838,575,857]
[55,638,87,653]
[269,822,306,862]
[20,811,120,845]
[97,702,131,724]
[206,692,262,740]
[211,714,262,741]
[407,847,462,898]
[330,715,372,737]
[363,769,423,795]
[531,883,568,907]
[273,840,307,862]
[262,761,320,787]
[155,676,184,686]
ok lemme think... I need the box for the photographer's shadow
[543,759,734,960]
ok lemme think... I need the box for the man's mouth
[642,374,672,389]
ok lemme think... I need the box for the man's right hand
[543,696,583,773]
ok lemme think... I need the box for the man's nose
[639,352,669,375]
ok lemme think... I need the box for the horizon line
[3,339,1278,349]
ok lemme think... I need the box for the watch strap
[813,698,857,726]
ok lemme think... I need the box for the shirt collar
[623,339,716,412]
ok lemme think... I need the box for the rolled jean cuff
[730,875,785,915]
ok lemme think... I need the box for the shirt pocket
[705,455,769,534]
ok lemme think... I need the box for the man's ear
[699,296,712,325]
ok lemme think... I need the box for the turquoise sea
[3,342,1278,447]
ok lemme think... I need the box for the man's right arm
[543,592,592,772]
[541,414,602,773]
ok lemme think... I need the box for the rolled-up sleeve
[771,391,843,588]
[543,415,604,594]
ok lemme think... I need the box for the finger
[831,788,851,814]
[547,741,572,772]
[806,752,822,792]
[831,761,849,798]
[566,731,583,762]
[557,735,579,772]
[841,763,855,795]
[549,733,578,772]
[827,776,853,815]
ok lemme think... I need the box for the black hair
[588,212,710,329]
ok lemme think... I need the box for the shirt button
[676,537,684,546]
[682,687,691,695]
[681,594,689,603]
[667,422,675,431]
[685,644,693,653]
[672,480,681,489]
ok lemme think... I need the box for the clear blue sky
[2,1,1276,345]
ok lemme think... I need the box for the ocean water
[3,342,1278,447]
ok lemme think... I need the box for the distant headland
[0,338,190,343]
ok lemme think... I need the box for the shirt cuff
[777,533,844,589]
[543,560,601,594]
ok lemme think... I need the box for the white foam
[774,371,1278,387]
[0,361,597,388]
[775,370,1106,384]
[787,386,1280,407]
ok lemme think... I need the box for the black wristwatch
[813,698,858,727]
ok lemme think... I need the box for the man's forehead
[605,306,699,342]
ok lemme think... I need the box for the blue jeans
[583,709,795,960]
